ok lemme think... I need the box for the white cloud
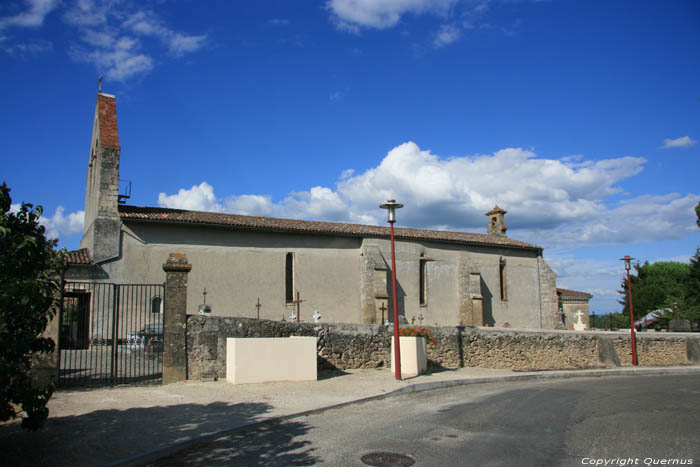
[157,182,224,212]
[2,0,207,81]
[0,0,58,30]
[327,0,458,31]
[63,0,112,27]
[660,136,696,149]
[168,32,206,56]
[122,10,206,57]
[1,39,52,55]
[225,194,275,217]
[433,23,461,47]
[74,34,153,81]
[39,206,85,240]
[333,142,648,231]
[158,142,699,251]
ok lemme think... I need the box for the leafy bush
[0,183,64,430]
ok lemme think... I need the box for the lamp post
[620,256,638,366]
[380,199,404,381]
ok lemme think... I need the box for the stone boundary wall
[186,316,700,380]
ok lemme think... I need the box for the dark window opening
[61,291,91,350]
[499,257,507,301]
[419,259,427,306]
[285,253,294,303]
[151,296,162,314]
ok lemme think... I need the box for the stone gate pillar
[163,253,192,384]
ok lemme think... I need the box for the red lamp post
[380,199,403,381]
[620,255,638,366]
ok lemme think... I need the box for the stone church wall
[99,223,364,324]
[185,316,699,380]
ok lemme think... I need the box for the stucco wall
[74,219,557,328]
[95,223,363,324]
[561,301,591,330]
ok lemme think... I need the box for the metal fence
[59,282,165,387]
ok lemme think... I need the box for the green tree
[619,258,700,328]
[687,248,700,311]
[0,183,64,430]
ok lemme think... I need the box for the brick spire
[97,93,119,148]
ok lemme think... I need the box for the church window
[285,253,295,303]
[419,259,428,306]
[499,256,507,301]
[151,296,162,314]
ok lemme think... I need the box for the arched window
[499,257,507,301]
[419,258,427,306]
[151,296,162,314]
[285,253,294,303]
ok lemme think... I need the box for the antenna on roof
[118,179,131,204]
[98,75,103,93]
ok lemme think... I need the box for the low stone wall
[613,334,689,366]
[186,316,393,380]
[186,316,700,380]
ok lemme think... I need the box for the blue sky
[1,0,699,315]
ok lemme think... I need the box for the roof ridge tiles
[117,204,542,250]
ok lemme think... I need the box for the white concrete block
[226,337,317,384]
[391,336,428,378]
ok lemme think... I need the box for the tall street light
[620,255,638,366]
[380,199,403,381]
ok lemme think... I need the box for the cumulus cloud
[0,0,58,30]
[660,136,696,149]
[327,0,504,48]
[157,182,224,212]
[39,206,85,240]
[9,203,84,241]
[157,142,698,251]
[327,0,458,31]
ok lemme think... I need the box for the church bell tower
[80,89,121,262]
[485,205,507,237]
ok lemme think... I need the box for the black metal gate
[59,282,165,387]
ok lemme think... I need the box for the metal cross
[379,302,387,322]
[418,313,424,325]
[255,298,262,319]
[290,291,305,323]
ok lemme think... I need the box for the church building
[66,91,583,330]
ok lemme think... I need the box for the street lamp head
[619,255,634,271]
[379,199,403,224]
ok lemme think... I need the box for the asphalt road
[148,375,700,466]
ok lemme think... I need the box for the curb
[109,366,700,466]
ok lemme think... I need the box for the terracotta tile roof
[118,205,542,251]
[97,93,119,148]
[556,288,593,299]
[66,248,92,265]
